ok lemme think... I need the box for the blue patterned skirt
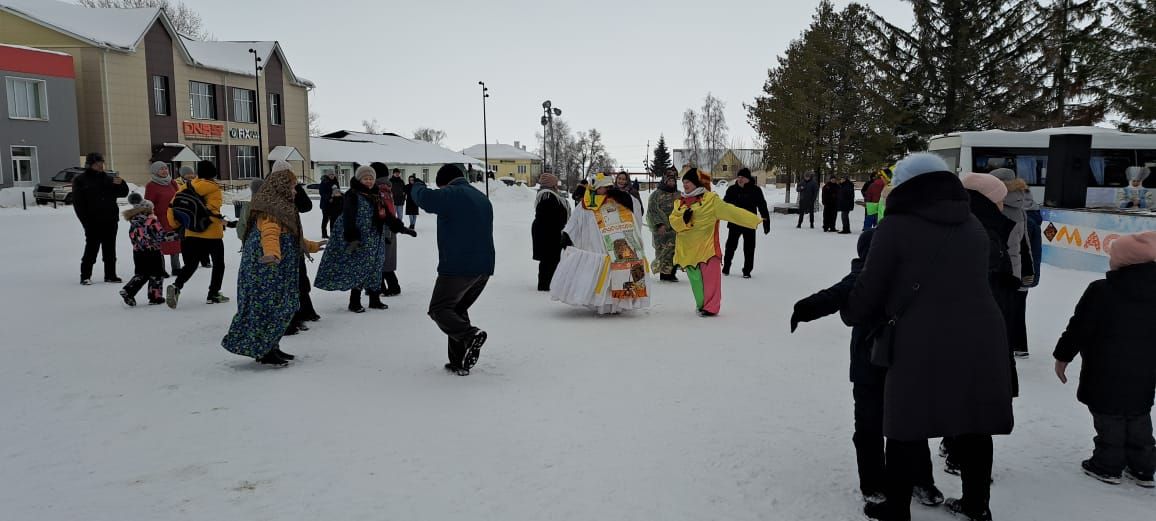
[221,231,300,359]
[314,199,385,292]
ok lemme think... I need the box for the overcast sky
[182,0,913,169]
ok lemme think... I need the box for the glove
[225,220,238,229]
[401,228,417,237]
[258,255,280,265]
[762,219,770,235]
[346,240,361,253]
[682,209,694,225]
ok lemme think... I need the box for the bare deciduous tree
[699,93,729,168]
[308,111,321,137]
[682,109,701,167]
[79,0,207,39]
[412,128,447,145]
[361,118,382,134]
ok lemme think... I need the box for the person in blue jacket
[410,164,496,376]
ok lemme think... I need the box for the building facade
[311,131,484,187]
[0,0,314,186]
[462,142,542,185]
[0,43,79,188]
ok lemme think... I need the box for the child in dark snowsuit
[1055,231,1156,488]
[120,193,178,306]
[791,229,943,506]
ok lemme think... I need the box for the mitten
[762,219,771,235]
[402,228,417,237]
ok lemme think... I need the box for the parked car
[34,167,121,205]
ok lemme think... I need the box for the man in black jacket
[318,170,339,238]
[796,172,819,229]
[390,169,407,220]
[838,175,856,234]
[73,152,129,284]
[722,168,770,278]
[821,176,839,232]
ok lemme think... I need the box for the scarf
[249,170,300,237]
[150,172,173,186]
[682,187,706,198]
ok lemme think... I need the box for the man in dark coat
[722,168,770,278]
[531,173,569,291]
[796,172,819,228]
[1054,232,1156,486]
[821,176,839,232]
[318,170,339,238]
[410,164,496,376]
[843,153,1013,521]
[73,152,129,284]
[792,229,943,506]
[837,175,856,234]
[390,169,407,220]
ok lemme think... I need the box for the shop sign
[230,127,260,140]
[182,121,224,141]
[1042,220,1119,257]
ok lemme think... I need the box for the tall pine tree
[1033,0,1113,126]
[1106,0,1156,131]
[650,135,672,177]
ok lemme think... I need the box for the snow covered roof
[0,0,160,52]
[0,43,71,57]
[462,144,540,161]
[179,36,313,88]
[311,134,484,167]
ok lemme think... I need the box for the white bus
[926,126,1156,192]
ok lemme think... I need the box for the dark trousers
[840,210,851,233]
[320,212,332,237]
[293,256,316,321]
[538,258,559,291]
[80,220,118,279]
[822,206,837,231]
[173,237,225,294]
[901,435,992,515]
[723,226,756,276]
[428,275,489,364]
[853,382,935,495]
[1009,290,1028,353]
[797,207,814,227]
[1090,410,1155,476]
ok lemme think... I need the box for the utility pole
[479,81,490,197]
[248,48,264,178]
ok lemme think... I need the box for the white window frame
[152,75,169,116]
[191,144,217,167]
[232,88,256,124]
[234,145,259,179]
[268,93,282,126]
[189,81,215,120]
[10,145,39,185]
[5,77,49,120]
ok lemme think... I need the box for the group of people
[789,152,1155,521]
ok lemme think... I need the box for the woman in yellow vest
[669,168,762,316]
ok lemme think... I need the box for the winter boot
[256,352,289,366]
[348,289,365,313]
[165,284,181,309]
[382,272,401,296]
[1082,459,1122,485]
[206,292,231,304]
[284,322,301,336]
[461,330,487,371]
[944,498,992,521]
[119,289,137,307]
[912,484,944,506]
[1125,468,1155,488]
[863,501,910,521]
[273,347,296,361]
[368,292,388,310]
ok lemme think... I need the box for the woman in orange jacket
[669,169,762,316]
[221,161,323,366]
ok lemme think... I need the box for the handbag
[869,227,957,368]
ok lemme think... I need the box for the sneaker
[944,498,992,521]
[1081,459,1122,485]
[206,293,230,304]
[944,458,961,476]
[104,276,123,283]
[80,278,93,286]
[461,330,487,370]
[119,289,136,307]
[165,285,180,309]
[698,309,717,317]
[742,273,752,279]
[1125,468,1155,488]
[445,362,467,376]
[913,484,944,506]
[1013,350,1029,359]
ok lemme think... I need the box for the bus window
[972,147,1048,184]
[930,148,960,173]
[1138,150,1156,188]
[1091,150,1135,187]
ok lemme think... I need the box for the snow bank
[0,187,34,208]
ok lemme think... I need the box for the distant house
[462,142,542,185]
[0,43,79,188]
[672,148,775,186]
[311,130,483,187]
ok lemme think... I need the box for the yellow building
[0,0,314,185]
[462,142,542,185]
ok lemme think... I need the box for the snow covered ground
[0,184,1151,520]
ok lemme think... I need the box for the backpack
[171,182,220,233]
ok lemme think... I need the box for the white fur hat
[271,160,292,174]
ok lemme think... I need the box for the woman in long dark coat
[532,173,570,291]
[843,153,1013,521]
[315,167,396,312]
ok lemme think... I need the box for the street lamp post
[479,81,490,197]
[541,100,561,187]
[248,48,265,178]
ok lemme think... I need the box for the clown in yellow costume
[669,168,761,316]
[549,173,650,314]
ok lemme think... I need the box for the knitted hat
[990,168,1016,182]
[961,173,1009,205]
[592,173,614,190]
[369,162,391,179]
[1108,232,1156,270]
[179,165,196,178]
[1126,166,1151,182]
[149,161,167,176]
[892,153,950,188]
[538,173,559,189]
[271,160,292,174]
[355,165,377,181]
[436,163,464,186]
[737,168,753,181]
[196,160,218,180]
[127,192,153,210]
[84,152,104,166]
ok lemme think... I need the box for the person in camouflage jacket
[647,169,680,281]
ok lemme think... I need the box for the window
[234,145,259,178]
[232,88,256,123]
[517,164,527,174]
[5,77,48,120]
[721,164,728,172]
[189,81,216,120]
[191,144,217,167]
[268,93,282,125]
[10,146,38,185]
[422,169,430,183]
[152,75,169,116]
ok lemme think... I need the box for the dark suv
[35,167,120,205]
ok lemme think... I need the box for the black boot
[256,352,289,366]
[368,291,388,310]
[348,289,365,313]
[382,272,401,296]
[273,347,296,360]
